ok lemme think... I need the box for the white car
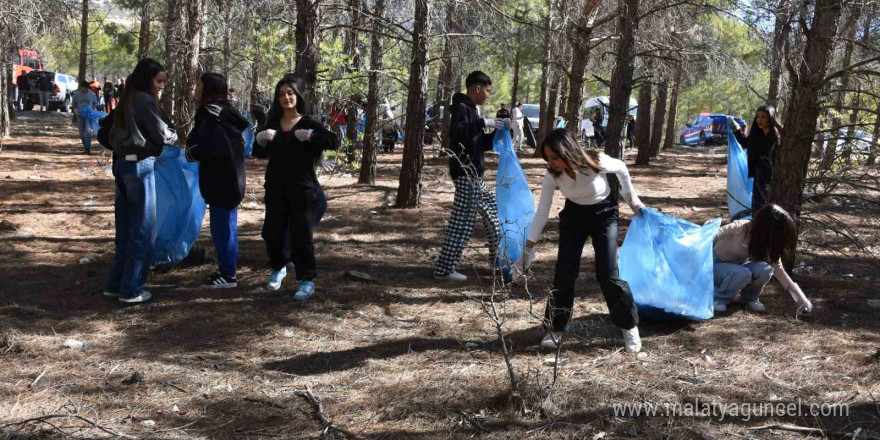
[825,129,875,158]
[24,71,78,112]
[579,96,638,140]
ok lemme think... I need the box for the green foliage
[39,12,138,78]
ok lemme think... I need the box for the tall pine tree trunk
[78,0,89,81]
[160,0,181,116]
[565,0,601,131]
[662,66,681,151]
[771,0,843,270]
[394,0,430,208]
[767,0,791,107]
[820,8,860,170]
[137,0,151,59]
[634,74,652,166]
[1,54,10,137]
[510,48,520,108]
[172,0,204,135]
[295,0,321,112]
[537,0,553,146]
[249,30,262,110]
[649,77,668,158]
[345,0,362,162]
[358,0,385,185]
[867,96,880,165]
[605,0,639,159]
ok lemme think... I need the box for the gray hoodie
[110,91,178,159]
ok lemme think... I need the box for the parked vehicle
[520,104,540,136]
[579,96,638,141]
[23,71,78,112]
[679,113,746,146]
[11,48,42,87]
[822,129,875,158]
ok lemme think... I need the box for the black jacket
[733,128,777,178]
[186,103,249,209]
[110,91,178,160]
[253,115,337,190]
[448,93,494,179]
[16,74,28,91]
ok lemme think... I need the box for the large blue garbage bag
[77,107,108,134]
[153,146,207,267]
[727,123,752,220]
[243,112,255,157]
[492,127,534,271]
[619,208,720,320]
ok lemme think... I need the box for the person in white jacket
[515,128,646,352]
[510,102,525,151]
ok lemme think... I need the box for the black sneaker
[203,271,237,288]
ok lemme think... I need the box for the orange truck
[11,48,43,86]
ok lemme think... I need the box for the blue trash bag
[619,208,720,321]
[153,146,207,267]
[727,122,752,220]
[492,127,535,272]
[243,112,255,157]
[77,107,108,134]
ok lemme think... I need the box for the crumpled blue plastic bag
[619,208,720,320]
[727,123,752,220]
[243,112,255,157]
[77,107,108,134]
[492,127,534,272]
[153,146,207,267]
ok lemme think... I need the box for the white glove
[788,283,812,314]
[499,118,511,128]
[483,118,501,129]
[295,129,314,142]
[512,247,537,281]
[727,116,740,132]
[256,129,276,146]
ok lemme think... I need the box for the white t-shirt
[527,153,644,242]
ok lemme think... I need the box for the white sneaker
[433,271,467,281]
[622,327,642,353]
[267,267,287,291]
[540,331,564,349]
[119,291,151,303]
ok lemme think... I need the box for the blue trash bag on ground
[492,127,535,272]
[77,107,108,134]
[153,146,207,267]
[243,112,255,157]
[727,123,752,220]
[619,208,720,321]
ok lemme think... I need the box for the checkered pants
[434,175,501,276]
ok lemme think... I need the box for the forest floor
[1,111,879,440]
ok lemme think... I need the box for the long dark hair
[746,104,782,146]
[198,72,232,109]
[540,128,603,176]
[748,204,796,263]
[266,74,308,128]
[114,58,165,128]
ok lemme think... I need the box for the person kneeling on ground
[185,72,249,289]
[514,128,646,352]
[712,203,813,315]
[254,74,338,299]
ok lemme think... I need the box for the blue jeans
[76,115,92,152]
[105,157,157,299]
[713,259,773,305]
[210,206,238,278]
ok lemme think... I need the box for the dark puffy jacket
[733,128,777,178]
[447,93,494,179]
[185,103,249,209]
[253,115,337,190]
[109,91,178,160]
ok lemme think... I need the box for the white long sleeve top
[527,153,645,242]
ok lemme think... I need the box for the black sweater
[253,115,337,190]
[185,103,249,209]
[733,128,777,178]
[448,93,495,179]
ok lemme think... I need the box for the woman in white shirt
[515,128,646,352]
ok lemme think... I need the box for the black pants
[262,185,321,281]
[751,165,771,214]
[546,195,639,332]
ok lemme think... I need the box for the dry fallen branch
[747,423,824,435]
[0,413,136,438]
[295,385,366,440]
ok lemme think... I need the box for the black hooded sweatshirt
[252,115,337,190]
[448,93,495,179]
[733,128,777,178]
[185,103,249,209]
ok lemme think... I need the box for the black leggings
[262,186,322,281]
[546,195,639,332]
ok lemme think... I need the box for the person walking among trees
[16,71,29,110]
[71,80,99,154]
[496,103,510,119]
[185,72,249,288]
[712,204,813,315]
[38,72,51,111]
[254,74,338,299]
[514,128,646,352]
[729,105,780,213]
[103,76,115,112]
[104,58,178,303]
[510,102,525,152]
[433,71,510,281]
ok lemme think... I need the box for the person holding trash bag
[433,71,509,281]
[712,203,813,315]
[71,80,100,154]
[104,58,178,304]
[254,74,338,299]
[514,128,646,352]
[185,73,248,289]
[728,105,780,213]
